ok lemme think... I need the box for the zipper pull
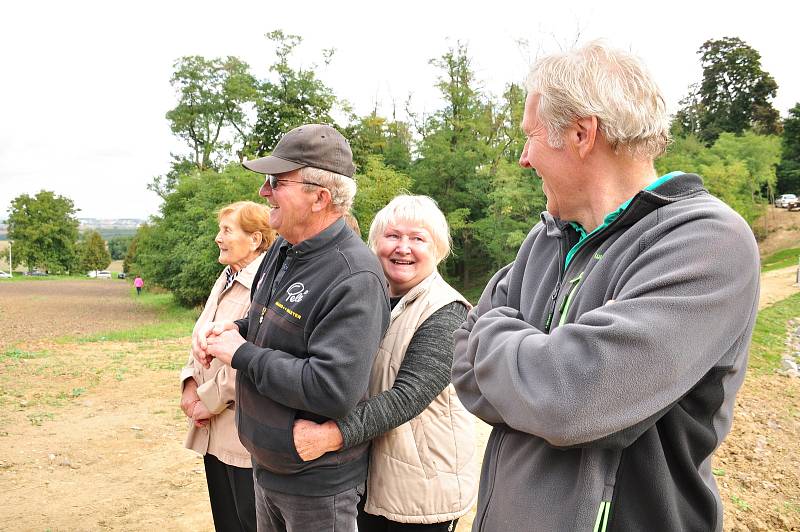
[258,306,267,324]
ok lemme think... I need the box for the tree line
[7,33,799,302]
[127,33,800,306]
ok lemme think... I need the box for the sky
[1,0,798,220]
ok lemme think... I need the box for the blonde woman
[180,201,275,532]
[292,195,478,531]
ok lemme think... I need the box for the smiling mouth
[391,259,414,265]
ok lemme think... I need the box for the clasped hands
[192,319,246,368]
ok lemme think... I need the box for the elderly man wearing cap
[194,124,390,532]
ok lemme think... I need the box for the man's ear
[570,116,598,160]
[310,188,332,213]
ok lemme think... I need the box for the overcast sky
[1,0,798,220]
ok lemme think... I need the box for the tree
[682,37,781,145]
[410,43,497,287]
[7,191,79,273]
[352,155,413,238]
[655,132,780,226]
[777,103,800,194]
[247,31,340,157]
[130,165,263,307]
[76,230,111,272]
[107,236,133,261]
[166,56,258,171]
[474,83,546,270]
[349,111,413,173]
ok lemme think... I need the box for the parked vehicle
[117,272,127,279]
[0,271,11,279]
[24,270,47,276]
[87,270,112,279]
[775,194,798,208]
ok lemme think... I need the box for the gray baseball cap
[242,124,356,178]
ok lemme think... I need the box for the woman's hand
[292,419,344,461]
[192,320,239,368]
[180,379,200,418]
[191,400,213,428]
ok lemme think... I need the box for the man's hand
[192,400,213,428]
[180,379,200,418]
[206,328,247,366]
[292,419,344,462]
[192,320,238,369]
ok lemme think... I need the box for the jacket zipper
[544,237,568,333]
[557,272,584,327]
[593,500,612,532]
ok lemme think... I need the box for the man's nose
[259,182,271,197]
[519,142,531,168]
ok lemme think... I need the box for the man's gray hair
[300,167,357,213]
[526,41,671,159]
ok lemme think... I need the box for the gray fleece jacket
[452,173,760,532]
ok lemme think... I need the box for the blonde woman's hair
[217,201,275,253]
[368,195,451,263]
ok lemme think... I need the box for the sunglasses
[267,174,326,189]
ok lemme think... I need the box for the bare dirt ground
[0,280,158,347]
[1,265,799,531]
[758,207,800,258]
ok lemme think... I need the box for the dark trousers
[356,492,458,532]
[203,453,256,532]
[254,481,362,532]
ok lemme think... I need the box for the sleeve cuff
[231,341,261,371]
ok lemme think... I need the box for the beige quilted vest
[364,272,478,524]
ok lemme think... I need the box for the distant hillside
[0,218,145,240]
[78,218,145,239]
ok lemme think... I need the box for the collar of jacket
[540,172,708,239]
[233,252,266,291]
[272,217,352,262]
[389,270,443,321]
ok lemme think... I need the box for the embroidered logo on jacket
[285,282,309,303]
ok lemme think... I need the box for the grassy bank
[762,247,800,273]
[748,291,800,373]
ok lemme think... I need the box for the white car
[0,270,11,279]
[775,194,797,208]
[87,270,112,279]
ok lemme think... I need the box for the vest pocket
[411,418,438,479]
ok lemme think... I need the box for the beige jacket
[364,272,478,523]
[180,254,264,468]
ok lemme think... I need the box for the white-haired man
[195,124,390,531]
[451,42,759,531]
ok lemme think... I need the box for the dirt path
[0,269,799,531]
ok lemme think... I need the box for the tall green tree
[777,103,800,194]
[681,37,781,144]
[474,83,546,270]
[166,56,258,171]
[411,43,497,286]
[130,165,263,307]
[7,191,79,273]
[247,30,340,157]
[76,230,111,272]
